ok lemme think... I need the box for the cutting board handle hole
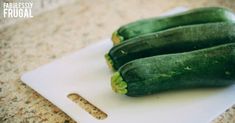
[67,93,108,120]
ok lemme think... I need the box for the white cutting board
[21,7,235,123]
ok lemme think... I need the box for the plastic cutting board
[21,7,235,123]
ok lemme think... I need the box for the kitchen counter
[1,0,235,122]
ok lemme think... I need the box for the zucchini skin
[112,43,235,96]
[113,7,235,45]
[107,22,235,70]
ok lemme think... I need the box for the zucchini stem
[111,31,124,45]
[111,72,128,94]
[105,53,115,71]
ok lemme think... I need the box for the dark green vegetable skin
[108,22,235,70]
[116,7,235,42]
[112,43,235,96]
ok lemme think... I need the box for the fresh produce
[106,22,235,70]
[111,43,235,96]
[112,7,235,45]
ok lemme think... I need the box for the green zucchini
[112,7,235,45]
[106,22,235,70]
[111,43,235,96]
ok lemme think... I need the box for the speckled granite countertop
[1,0,235,123]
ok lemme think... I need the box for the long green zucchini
[112,7,235,45]
[111,43,235,96]
[106,22,235,70]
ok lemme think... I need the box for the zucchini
[111,43,235,96]
[106,22,235,70]
[112,7,235,45]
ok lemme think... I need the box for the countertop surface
[1,0,235,123]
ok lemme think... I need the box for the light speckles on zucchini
[107,22,235,70]
[117,43,235,96]
[112,7,235,45]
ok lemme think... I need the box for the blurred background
[1,0,235,123]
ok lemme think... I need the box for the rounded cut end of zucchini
[111,72,128,95]
[105,53,115,71]
[111,31,124,45]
